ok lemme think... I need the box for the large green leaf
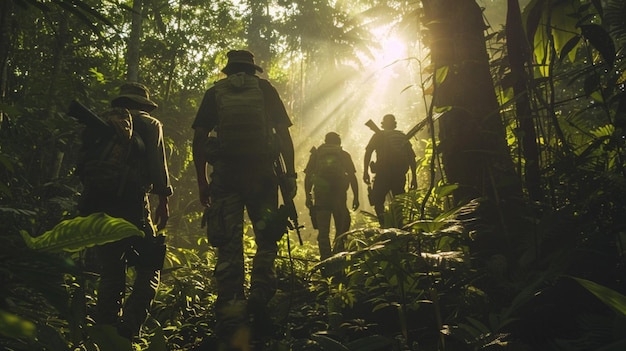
[570,276,626,316]
[21,212,144,252]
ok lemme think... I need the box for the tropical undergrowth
[1,161,626,351]
[2,184,624,351]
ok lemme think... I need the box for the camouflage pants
[81,190,160,339]
[371,171,407,227]
[95,234,160,339]
[207,162,281,340]
[313,190,350,260]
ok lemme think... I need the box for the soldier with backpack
[363,114,417,227]
[192,49,296,350]
[304,132,359,260]
[76,82,172,340]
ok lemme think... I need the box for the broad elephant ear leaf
[21,212,144,252]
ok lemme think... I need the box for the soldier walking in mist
[363,114,417,227]
[192,49,297,350]
[304,132,359,260]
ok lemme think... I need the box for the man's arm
[193,127,211,206]
[363,134,378,185]
[136,114,172,230]
[345,153,359,210]
[275,125,297,199]
[407,144,417,189]
[348,172,359,210]
[363,147,373,185]
[262,80,294,176]
[304,172,313,208]
[275,126,295,175]
[138,114,173,197]
[303,150,315,208]
[262,79,296,199]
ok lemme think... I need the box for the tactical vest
[214,73,276,159]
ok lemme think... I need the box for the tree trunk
[246,0,271,70]
[164,1,183,102]
[423,0,521,204]
[422,0,523,260]
[46,13,70,180]
[506,0,543,202]
[127,0,144,82]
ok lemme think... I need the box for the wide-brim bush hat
[221,50,264,74]
[112,82,158,112]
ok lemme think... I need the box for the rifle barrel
[67,100,111,131]
[365,119,381,133]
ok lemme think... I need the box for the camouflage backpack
[377,130,411,172]
[214,72,276,159]
[77,108,145,195]
[313,144,347,192]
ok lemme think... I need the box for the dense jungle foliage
[1,0,626,350]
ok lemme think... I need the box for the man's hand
[154,197,170,230]
[363,172,370,185]
[410,177,417,190]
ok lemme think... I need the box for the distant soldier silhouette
[363,114,417,227]
[304,132,359,260]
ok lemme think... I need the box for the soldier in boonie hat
[192,47,295,350]
[221,50,264,75]
[111,82,158,112]
[80,80,172,340]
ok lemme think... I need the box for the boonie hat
[112,82,158,112]
[221,50,264,74]
[381,114,396,128]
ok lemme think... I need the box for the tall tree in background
[421,0,523,260]
[422,0,521,204]
[246,0,272,69]
[506,0,542,202]
[127,0,144,81]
